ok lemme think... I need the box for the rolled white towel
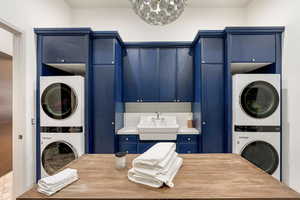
[38,168,78,196]
[128,156,183,188]
[133,142,176,168]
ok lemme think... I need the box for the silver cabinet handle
[111,61,114,64]
[125,138,129,141]
[187,138,191,141]
[137,100,140,102]
[202,121,206,125]
[252,58,256,62]
[140,99,143,102]
[112,122,115,125]
[61,59,65,63]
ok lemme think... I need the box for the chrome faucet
[156,112,160,120]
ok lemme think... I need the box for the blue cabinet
[201,64,224,153]
[93,38,115,64]
[42,35,88,63]
[176,134,199,153]
[123,48,140,102]
[177,48,194,102]
[231,34,276,62]
[140,48,160,101]
[159,48,177,101]
[92,65,115,153]
[118,135,138,153]
[201,38,223,63]
[138,142,157,153]
[123,47,193,102]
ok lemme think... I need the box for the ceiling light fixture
[130,0,187,26]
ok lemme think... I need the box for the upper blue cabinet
[201,38,224,63]
[42,35,89,63]
[230,34,276,63]
[123,46,193,102]
[93,38,115,64]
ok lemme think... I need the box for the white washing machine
[233,131,280,180]
[40,76,84,127]
[40,131,85,178]
[232,74,280,126]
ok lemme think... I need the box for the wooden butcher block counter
[18,154,300,200]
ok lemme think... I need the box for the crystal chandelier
[130,0,187,25]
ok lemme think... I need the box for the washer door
[241,141,279,175]
[42,141,77,176]
[241,81,279,119]
[41,83,77,120]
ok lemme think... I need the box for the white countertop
[117,127,200,135]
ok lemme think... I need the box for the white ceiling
[65,0,251,9]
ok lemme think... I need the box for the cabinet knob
[111,61,114,64]
[140,99,143,102]
[202,61,206,64]
[187,138,191,141]
[177,100,180,102]
[61,59,65,63]
[125,138,129,141]
[137,100,140,102]
[202,121,206,125]
[187,150,191,154]
[112,122,115,125]
[252,58,256,62]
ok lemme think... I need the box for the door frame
[0,18,27,198]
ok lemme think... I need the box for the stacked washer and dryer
[232,74,281,180]
[40,76,85,178]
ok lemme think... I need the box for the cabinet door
[177,48,194,102]
[93,65,115,153]
[201,64,224,153]
[159,48,177,101]
[42,35,87,63]
[140,48,159,102]
[119,143,137,154]
[177,144,198,154]
[231,34,275,62]
[93,39,115,64]
[123,48,140,102]
[201,38,223,63]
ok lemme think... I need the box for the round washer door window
[42,141,77,175]
[41,83,77,120]
[241,81,279,119]
[241,141,279,175]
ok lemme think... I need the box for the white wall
[0,28,13,56]
[71,7,245,41]
[247,0,300,192]
[0,0,71,196]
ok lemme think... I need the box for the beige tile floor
[0,172,12,200]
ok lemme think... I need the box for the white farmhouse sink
[137,116,179,140]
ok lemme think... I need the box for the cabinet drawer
[177,135,198,143]
[177,144,198,154]
[231,34,275,62]
[119,143,137,154]
[42,35,87,63]
[119,135,138,143]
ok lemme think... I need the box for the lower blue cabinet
[176,144,198,154]
[118,134,200,154]
[119,143,138,154]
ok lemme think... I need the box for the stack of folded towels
[128,142,183,188]
[38,168,79,196]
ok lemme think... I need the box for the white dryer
[40,131,84,178]
[232,74,280,126]
[233,131,280,180]
[40,76,84,127]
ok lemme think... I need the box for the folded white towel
[128,156,183,188]
[38,168,78,196]
[133,143,176,168]
[134,151,178,177]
